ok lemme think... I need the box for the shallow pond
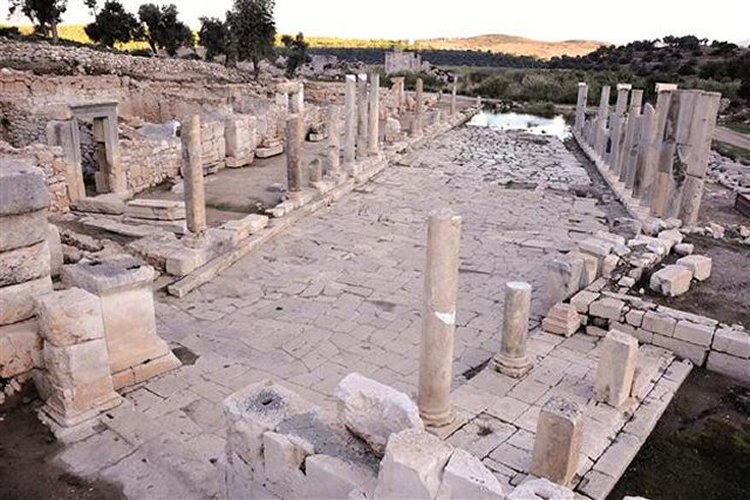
[468,111,571,140]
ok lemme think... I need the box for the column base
[419,406,455,428]
[492,353,533,378]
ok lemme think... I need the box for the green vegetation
[84,1,142,48]
[227,0,276,77]
[137,3,193,56]
[712,141,750,164]
[280,32,308,78]
[8,0,66,43]
[724,122,750,135]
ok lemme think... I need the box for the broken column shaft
[493,281,533,377]
[418,209,462,427]
[286,114,303,192]
[356,74,369,160]
[326,105,341,177]
[182,114,207,234]
[343,75,357,171]
[575,82,587,133]
[413,78,424,137]
[367,73,380,156]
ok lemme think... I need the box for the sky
[2,0,748,45]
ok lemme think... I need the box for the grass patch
[713,140,750,164]
[723,122,750,135]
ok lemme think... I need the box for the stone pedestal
[356,74,369,160]
[35,288,122,432]
[367,73,380,156]
[63,256,180,389]
[493,282,534,377]
[286,114,303,192]
[182,114,207,234]
[417,209,462,427]
[343,75,357,171]
[412,78,424,137]
[575,83,587,132]
[595,329,639,408]
[530,396,583,486]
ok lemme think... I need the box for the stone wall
[120,134,181,193]
[0,141,71,212]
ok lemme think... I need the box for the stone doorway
[70,102,125,196]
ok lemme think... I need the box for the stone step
[127,199,186,221]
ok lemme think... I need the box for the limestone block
[674,243,694,256]
[570,290,599,314]
[530,397,583,486]
[305,455,378,499]
[595,330,639,408]
[0,240,51,287]
[47,225,63,277]
[256,143,284,158]
[651,334,708,366]
[676,255,712,281]
[712,328,750,359]
[0,319,41,378]
[642,311,676,336]
[436,449,506,499]
[374,428,453,499]
[541,303,581,337]
[221,214,269,242]
[0,162,50,216]
[649,265,692,297]
[601,254,619,278]
[0,276,53,326]
[223,380,318,469]
[657,229,683,250]
[629,235,670,257]
[35,288,105,348]
[335,373,423,455]
[507,478,574,499]
[546,255,583,307]
[263,431,314,489]
[126,199,186,221]
[71,194,126,215]
[706,351,750,382]
[41,339,122,426]
[589,298,625,321]
[0,210,48,252]
[578,237,613,264]
[573,251,599,286]
[673,321,714,347]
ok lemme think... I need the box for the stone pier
[326,104,342,178]
[182,114,207,234]
[343,75,357,171]
[368,73,380,156]
[575,82,588,133]
[530,396,583,486]
[595,329,639,408]
[413,78,424,137]
[609,84,632,176]
[417,209,462,428]
[286,114,303,192]
[391,76,405,111]
[356,74,369,160]
[594,85,611,158]
[620,89,643,186]
[492,281,534,377]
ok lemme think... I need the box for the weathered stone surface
[712,328,750,358]
[657,229,683,250]
[507,478,574,499]
[676,255,712,281]
[126,199,186,221]
[0,162,50,215]
[595,329,639,408]
[35,288,105,348]
[570,290,599,314]
[0,276,52,326]
[706,351,750,382]
[642,311,676,336]
[305,454,378,499]
[437,449,506,500]
[673,321,714,347]
[221,214,269,242]
[0,319,41,378]
[674,243,694,256]
[0,210,48,252]
[589,298,625,321]
[649,265,692,297]
[542,303,581,337]
[335,373,423,455]
[374,428,453,499]
[71,194,126,215]
[530,396,583,486]
[263,431,313,487]
[47,225,63,277]
[0,240,51,287]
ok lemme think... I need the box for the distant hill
[415,34,605,59]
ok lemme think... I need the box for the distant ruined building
[385,48,427,75]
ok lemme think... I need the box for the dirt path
[714,126,750,150]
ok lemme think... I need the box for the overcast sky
[2,0,748,44]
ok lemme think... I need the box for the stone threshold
[166,109,478,298]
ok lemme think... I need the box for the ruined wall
[120,136,181,193]
[0,141,71,212]
[0,101,51,148]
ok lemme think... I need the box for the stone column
[450,76,458,116]
[620,89,644,186]
[412,78,424,137]
[326,105,341,178]
[632,103,655,199]
[530,396,583,486]
[594,329,639,408]
[492,281,534,377]
[286,114,303,192]
[641,86,675,205]
[290,86,304,116]
[594,85,611,158]
[182,114,207,234]
[367,72,380,156]
[343,75,357,171]
[418,209,462,428]
[651,90,685,216]
[574,82,588,133]
[35,288,122,432]
[609,83,631,175]
[356,74,369,160]
[678,91,722,225]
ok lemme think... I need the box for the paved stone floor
[56,125,616,498]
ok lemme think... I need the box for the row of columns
[575,81,721,226]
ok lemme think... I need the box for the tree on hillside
[198,16,233,64]
[281,32,308,78]
[8,0,67,43]
[228,0,276,79]
[138,3,194,56]
[84,0,142,48]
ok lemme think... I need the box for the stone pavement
[55,125,616,498]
